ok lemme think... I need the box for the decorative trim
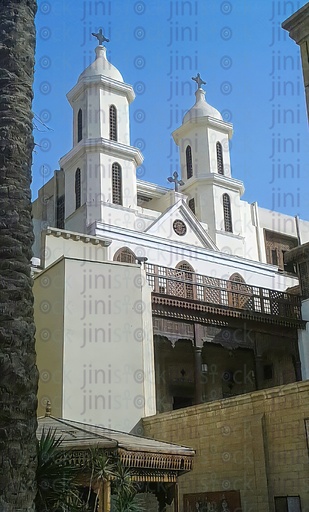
[118,449,193,473]
[59,448,193,482]
[173,219,187,236]
[45,227,111,247]
[151,295,305,328]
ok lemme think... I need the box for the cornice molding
[172,116,233,144]
[67,75,135,105]
[59,138,143,167]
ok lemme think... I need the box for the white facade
[32,43,309,425]
[33,45,309,277]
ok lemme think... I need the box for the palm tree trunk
[0,1,38,511]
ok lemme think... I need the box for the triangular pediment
[145,199,218,250]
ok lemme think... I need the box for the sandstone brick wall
[143,381,309,512]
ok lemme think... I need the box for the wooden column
[97,483,103,512]
[97,479,111,512]
[194,324,203,405]
[254,354,264,390]
[292,338,302,381]
[295,359,302,381]
[254,336,264,390]
[173,483,179,512]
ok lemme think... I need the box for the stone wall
[143,381,309,512]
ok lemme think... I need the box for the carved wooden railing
[145,264,301,321]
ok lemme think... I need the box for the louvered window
[75,168,81,209]
[77,109,82,142]
[112,163,122,205]
[109,105,117,141]
[223,193,232,232]
[216,141,224,175]
[186,145,193,179]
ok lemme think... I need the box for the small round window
[173,219,187,236]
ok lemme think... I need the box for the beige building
[143,380,309,512]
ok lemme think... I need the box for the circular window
[173,219,187,236]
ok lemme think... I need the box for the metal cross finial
[192,73,206,89]
[92,28,110,46]
[167,171,184,192]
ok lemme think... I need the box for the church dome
[183,88,222,124]
[79,46,123,82]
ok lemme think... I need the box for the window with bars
[216,141,224,175]
[109,105,117,141]
[274,496,301,512]
[56,195,65,229]
[223,193,232,232]
[114,248,136,263]
[228,273,249,308]
[77,109,82,142]
[75,168,81,210]
[176,261,195,299]
[188,197,195,214]
[264,231,298,272]
[272,249,279,266]
[186,145,193,179]
[299,261,309,298]
[112,162,122,205]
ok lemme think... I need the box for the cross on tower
[167,171,184,192]
[92,28,109,46]
[192,73,206,89]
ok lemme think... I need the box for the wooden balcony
[145,264,303,327]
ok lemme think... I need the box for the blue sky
[33,0,308,219]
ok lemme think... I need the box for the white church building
[32,39,309,433]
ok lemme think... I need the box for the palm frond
[36,428,84,512]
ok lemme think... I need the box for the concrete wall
[143,381,309,512]
[35,251,156,432]
[34,259,65,418]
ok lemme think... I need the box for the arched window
[228,273,251,309]
[216,141,224,175]
[77,109,83,142]
[186,145,193,179]
[112,162,122,205]
[114,247,136,264]
[109,105,117,141]
[223,193,232,233]
[174,261,195,299]
[75,168,81,209]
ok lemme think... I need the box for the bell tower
[172,74,244,243]
[59,32,143,233]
